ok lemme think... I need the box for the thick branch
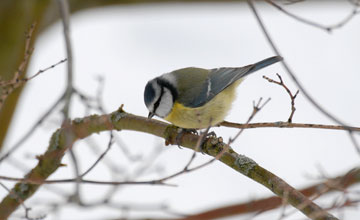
[0,108,337,220]
[180,167,360,220]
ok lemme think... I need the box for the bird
[144,56,282,129]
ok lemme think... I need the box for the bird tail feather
[251,56,283,73]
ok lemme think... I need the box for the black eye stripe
[156,78,178,102]
[153,86,164,113]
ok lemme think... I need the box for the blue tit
[144,56,282,129]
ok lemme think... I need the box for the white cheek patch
[155,87,173,118]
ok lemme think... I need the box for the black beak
[148,112,155,119]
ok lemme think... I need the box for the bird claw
[196,130,217,154]
[205,131,216,138]
[174,128,217,154]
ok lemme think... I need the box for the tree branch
[264,0,360,33]
[220,121,360,132]
[263,74,299,122]
[179,167,360,220]
[0,108,338,220]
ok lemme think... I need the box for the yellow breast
[164,80,241,129]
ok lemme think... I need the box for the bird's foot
[175,128,198,148]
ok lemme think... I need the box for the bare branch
[0,92,65,164]
[0,22,66,110]
[0,175,174,187]
[229,97,271,144]
[246,0,360,157]
[56,0,74,119]
[263,74,299,122]
[68,147,81,203]
[80,132,114,178]
[26,59,67,81]
[265,0,360,33]
[220,121,360,132]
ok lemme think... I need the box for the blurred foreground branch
[180,167,360,220]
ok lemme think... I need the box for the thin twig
[68,148,81,203]
[94,76,106,113]
[220,121,360,132]
[27,59,67,81]
[277,190,289,220]
[184,152,197,170]
[16,22,36,81]
[0,23,65,110]
[154,127,213,184]
[80,132,114,178]
[229,97,271,144]
[84,137,125,173]
[0,22,35,87]
[57,0,73,119]
[57,0,80,206]
[0,176,173,186]
[263,74,299,122]
[153,157,215,184]
[195,126,211,152]
[0,58,66,87]
[100,142,164,205]
[265,0,360,33]
[74,83,139,161]
[0,92,65,163]
[281,0,305,5]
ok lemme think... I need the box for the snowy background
[1,1,360,219]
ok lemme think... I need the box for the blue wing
[187,56,282,107]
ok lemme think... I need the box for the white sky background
[1,1,360,220]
